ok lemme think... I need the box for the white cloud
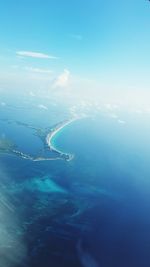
[29,91,35,97]
[1,102,6,106]
[70,34,83,40]
[38,104,48,110]
[53,69,70,88]
[16,51,58,59]
[109,113,118,119]
[11,65,19,69]
[118,119,126,124]
[25,67,53,74]
[135,109,143,114]
[105,103,112,110]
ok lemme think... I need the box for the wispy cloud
[38,104,48,110]
[109,113,118,119]
[53,69,70,88]
[25,67,53,74]
[118,119,126,124]
[29,91,35,97]
[1,102,6,107]
[70,34,83,40]
[16,51,58,59]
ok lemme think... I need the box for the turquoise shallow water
[50,119,77,154]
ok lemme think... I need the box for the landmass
[0,118,76,162]
[45,118,76,161]
[0,138,16,152]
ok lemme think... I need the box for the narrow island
[0,117,78,162]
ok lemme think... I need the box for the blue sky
[0,0,150,103]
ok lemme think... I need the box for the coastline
[11,149,64,162]
[45,117,78,161]
[0,117,79,162]
[46,118,76,151]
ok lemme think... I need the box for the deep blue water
[51,116,150,267]
[1,109,150,267]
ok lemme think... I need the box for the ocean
[0,103,150,267]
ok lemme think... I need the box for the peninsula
[0,118,77,162]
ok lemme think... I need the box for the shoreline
[11,149,64,161]
[0,117,79,162]
[46,117,78,161]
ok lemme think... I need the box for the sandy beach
[46,118,77,154]
[11,118,78,162]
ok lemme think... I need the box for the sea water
[46,114,150,267]
[1,111,150,267]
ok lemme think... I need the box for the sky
[0,0,150,105]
